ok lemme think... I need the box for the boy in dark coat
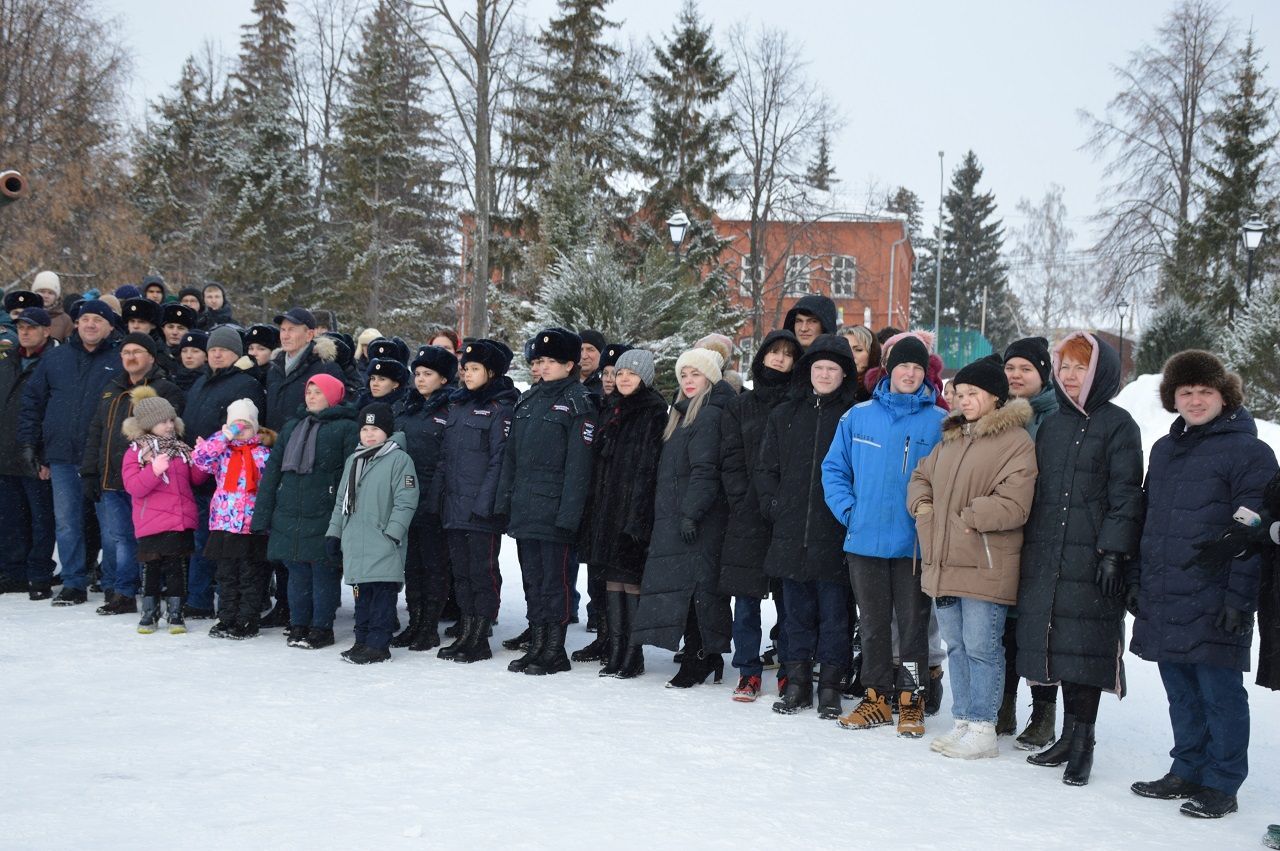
[1129,350,1279,819]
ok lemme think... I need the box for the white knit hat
[32,270,61,296]
[226,398,260,434]
[674,348,723,384]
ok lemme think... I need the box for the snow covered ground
[2,553,1277,850]
[4,373,1278,849]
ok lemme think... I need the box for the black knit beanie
[885,335,929,374]
[953,354,1010,405]
[1003,336,1052,386]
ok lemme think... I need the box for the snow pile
[1115,373,1280,464]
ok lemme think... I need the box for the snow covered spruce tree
[132,55,233,283]
[322,0,455,336]
[214,0,316,313]
[640,0,733,224]
[1189,32,1278,323]
[914,151,1020,349]
[1134,296,1217,375]
[1223,284,1280,420]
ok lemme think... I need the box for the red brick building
[713,212,914,362]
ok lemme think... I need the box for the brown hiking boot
[838,687,893,730]
[897,690,926,738]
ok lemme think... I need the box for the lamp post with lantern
[666,209,690,261]
[1241,216,1266,305]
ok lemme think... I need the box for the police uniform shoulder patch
[552,403,571,413]
[581,421,595,445]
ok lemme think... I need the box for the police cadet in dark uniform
[174,329,209,392]
[122,297,179,378]
[497,327,597,676]
[432,339,518,664]
[160,303,198,355]
[244,324,280,386]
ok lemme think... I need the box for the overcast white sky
[103,0,1280,248]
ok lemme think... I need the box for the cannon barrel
[1,170,28,207]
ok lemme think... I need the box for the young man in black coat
[757,335,861,719]
[496,328,596,676]
[783,294,837,350]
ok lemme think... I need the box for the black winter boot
[1179,788,1238,818]
[508,624,548,672]
[1130,772,1205,800]
[260,602,290,628]
[301,628,335,649]
[502,626,532,651]
[599,591,627,677]
[391,603,423,648]
[841,618,865,698]
[166,597,186,634]
[1062,721,1095,786]
[616,595,645,678]
[455,617,494,664]
[1027,713,1077,768]
[409,617,441,651]
[817,664,846,720]
[438,616,474,660]
[772,661,815,714]
[137,597,161,634]
[924,665,944,716]
[571,608,608,663]
[1015,699,1058,750]
[996,691,1018,735]
[525,624,571,675]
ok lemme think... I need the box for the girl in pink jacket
[121,387,208,634]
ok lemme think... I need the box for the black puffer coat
[1015,337,1144,695]
[397,387,454,523]
[1258,473,1280,690]
[432,377,518,533]
[251,403,359,564]
[580,384,669,584]
[1130,407,1278,671]
[632,381,736,653]
[756,336,860,585]
[0,345,51,477]
[495,376,596,544]
[184,364,266,444]
[718,329,799,598]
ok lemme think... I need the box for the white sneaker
[940,721,998,759]
[931,720,969,753]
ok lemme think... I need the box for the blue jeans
[187,490,216,609]
[98,490,140,596]
[0,474,56,583]
[782,579,851,667]
[1158,661,1250,796]
[50,464,87,590]
[935,596,1007,723]
[286,561,343,629]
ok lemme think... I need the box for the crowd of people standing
[2,275,1280,841]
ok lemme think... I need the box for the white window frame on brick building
[783,254,811,296]
[830,254,857,298]
[739,253,764,299]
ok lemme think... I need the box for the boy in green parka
[326,402,419,664]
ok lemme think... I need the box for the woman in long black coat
[719,330,801,699]
[580,349,668,678]
[632,347,734,688]
[756,335,860,718]
[1015,332,1144,785]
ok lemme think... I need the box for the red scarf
[225,442,261,495]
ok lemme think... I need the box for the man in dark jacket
[720,329,802,699]
[182,325,266,616]
[578,328,606,401]
[264,307,345,432]
[1129,350,1278,819]
[758,335,861,718]
[122,297,180,378]
[784,294,838,350]
[82,333,186,614]
[0,309,57,598]
[18,299,122,605]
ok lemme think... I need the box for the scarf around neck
[340,440,399,516]
[135,434,195,484]
[225,440,261,495]
[281,415,322,475]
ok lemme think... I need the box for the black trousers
[406,516,451,614]
[1062,681,1102,723]
[516,538,575,626]
[447,529,502,621]
[142,556,188,598]
[847,554,930,693]
[215,558,270,625]
[354,582,400,650]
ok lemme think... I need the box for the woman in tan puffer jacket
[907,354,1037,760]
